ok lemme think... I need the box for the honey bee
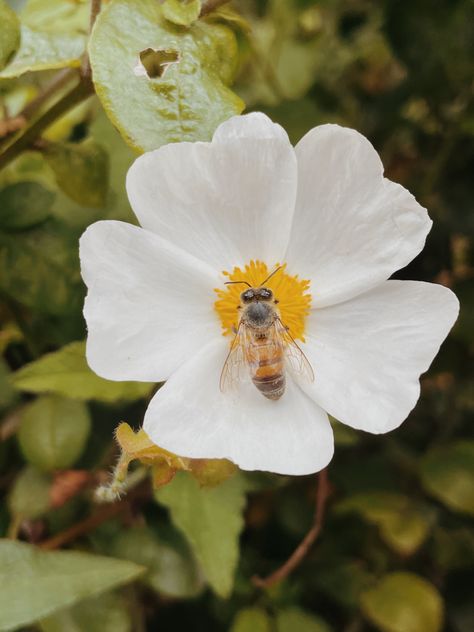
[220,267,314,400]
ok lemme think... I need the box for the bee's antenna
[259,266,283,286]
[224,280,252,288]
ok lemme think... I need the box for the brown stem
[81,0,102,79]
[0,79,93,171]
[39,480,150,551]
[20,68,77,120]
[252,468,330,588]
[200,0,231,17]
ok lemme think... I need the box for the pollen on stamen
[214,260,312,342]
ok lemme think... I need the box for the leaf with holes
[88,0,244,151]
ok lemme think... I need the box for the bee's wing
[220,322,250,392]
[276,319,315,384]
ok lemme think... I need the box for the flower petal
[126,115,297,271]
[80,220,219,382]
[144,338,334,475]
[286,124,432,307]
[302,280,459,433]
[212,111,291,143]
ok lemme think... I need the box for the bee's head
[241,287,273,304]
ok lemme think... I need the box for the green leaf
[0,540,144,631]
[420,441,474,516]
[335,492,434,555]
[39,591,131,632]
[0,358,18,410]
[8,466,51,519]
[162,0,201,27]
[0,219,83,315]
[112,526,204,598]
[21,0,90,34]
[231,608,272,632]
[18,395,91,471]
[276,608,332,632]
[0,25,85,78]
[0,181,55,231]
[0,0,21,70]
[11,341,154,402]
[155,471,246,597]
[360,572,444,632]
[314,560,375,609]
[43,140,109,209]
[88,0,243,151]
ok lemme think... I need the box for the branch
[0,79,93,171]
[81,0,102,79]
[39,479,150,551]
[252,468,330,589]
[200,0,231,17]
[20,68,77,120]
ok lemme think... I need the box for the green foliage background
[0,1,473,631]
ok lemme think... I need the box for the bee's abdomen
[251,351,286,400]
[252,372,286,400]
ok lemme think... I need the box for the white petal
[286,124,432,307]
[80,220,219,382]
[144,338,334,475]
[212,112,290,143]
[126,117,297,271]
[302,280,459,433]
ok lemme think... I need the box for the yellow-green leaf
[335,492,434,555]
[10,341,154,403]
[18,395,91,472]
[112,526,204,598]
[88,0,243,151]
[44,140,109,209]
[0,220,83,315]
[155,471,246,597]
[276,608,332,632]
[420,441,474,516]
[0,540,144,631]
[39,591,131,632]
[162,0,201,27]
[21,0,89,34]
[231,608,272,632]
[0,181,55,231]
[0,26,85,78]
[0,0,20,70]
[8,466,51,519]
[361,572,444,632]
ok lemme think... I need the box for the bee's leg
[232,325,238,334]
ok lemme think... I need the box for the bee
[220,267,314,400]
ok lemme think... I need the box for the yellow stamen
[214,260,311,342]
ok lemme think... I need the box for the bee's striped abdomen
[250,339,286,400]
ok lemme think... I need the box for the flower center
[214,260,312,342]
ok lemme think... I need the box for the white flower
[79,113,459,475]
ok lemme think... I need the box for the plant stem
[200,0,232,17]
[39,479,150,551]
[252,468,330,588]
[0,79,93,171]
[20,68,77,120]
[81,0,102,79]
